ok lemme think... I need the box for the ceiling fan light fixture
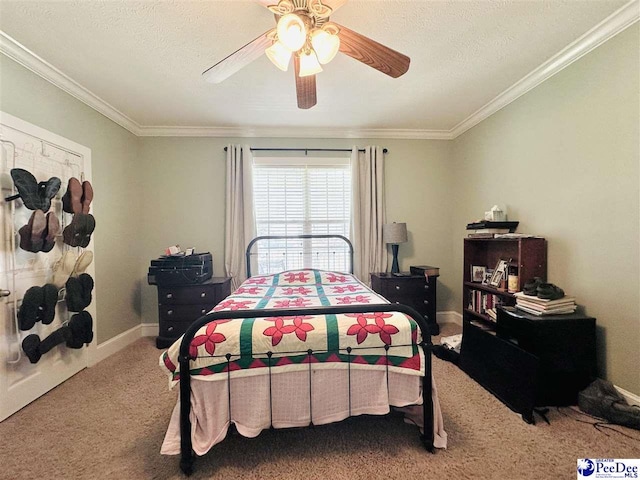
[311,29,340,64]
[266,41,292,71]
[277,13,307,52]
[298,50,323,77]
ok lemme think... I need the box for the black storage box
[147,253,213,286]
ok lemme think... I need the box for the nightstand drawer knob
[201,309,207,314]
[424,285,429,290]
[395,301,400,304]
[168,326,174,332]
[424,300,429,305]
[395,285,401,290]
[200,292,206,298]
[167,310,173,316]
[166,293,173,299]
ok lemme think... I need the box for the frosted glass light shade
[311,29,340,64]
[266,41,292,71]
[277,14,307,52]
[298,51,323,77]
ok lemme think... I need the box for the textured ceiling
[0,0,630,131]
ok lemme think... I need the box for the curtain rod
[223,147,388,154]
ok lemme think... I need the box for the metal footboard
[177,303,435,476]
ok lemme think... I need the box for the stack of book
[514,292,577,315]
[466,221,519,238]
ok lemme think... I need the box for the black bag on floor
[578,378,640,430]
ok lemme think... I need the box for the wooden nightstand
[370,271,439,335]
[154,277,232,348]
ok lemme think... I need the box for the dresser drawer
[370,272,439,335]
[158,303,215,323]
[381,279,427,297]
[158,284,221,305]
[159,318,194,339]
[389,295,430,313]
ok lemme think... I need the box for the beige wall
[451,25,640,393]
[0,55,143,343]
[138,137,454,325]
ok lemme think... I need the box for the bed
[159,235,447,475]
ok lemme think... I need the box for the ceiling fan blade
[202,30,274,84]
[294,55,317,109]
[335,23,410,78]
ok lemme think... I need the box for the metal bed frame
[177,235,434,475]
[245,234,355,277]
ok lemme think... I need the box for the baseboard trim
[91,324,142,366]
[141,323,158,337]
[615,385,640,406]
[437,311,463,326]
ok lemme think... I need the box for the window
[252,157,351,274]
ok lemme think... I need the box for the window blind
[253,158,351,274]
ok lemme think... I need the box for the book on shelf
[513,292,576,305]
[466,221,519,232]
[467,228,511,234]
[468,289,506,316]
[493,233,542,239]
[409,265,440,277]
[467,232,497,238]
[516,299,576,312]
[516,304,577,316]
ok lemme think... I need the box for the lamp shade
[383,223,408,244]
[277,14,307,52]
[265,41,292,71]
[311,28,340,64]
[298,50,323,77]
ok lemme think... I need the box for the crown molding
[136,125,453,139]
[449,0,639,139]
[0,31,142,136]
[2,0,638,141]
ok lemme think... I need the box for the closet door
[0,112,95,422]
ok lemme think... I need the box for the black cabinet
[370,271,439,335]
[460,307,597,422]
[154,277,231,348]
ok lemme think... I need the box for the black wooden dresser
[154,277,231,348]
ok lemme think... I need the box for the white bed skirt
[161,368,447,455]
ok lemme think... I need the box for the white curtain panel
[351,146,387,284]
[224,144,255,289]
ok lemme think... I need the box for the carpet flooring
[0,323,638,480]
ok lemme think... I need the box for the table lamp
[383,222,408,274]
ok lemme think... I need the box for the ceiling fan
[202,0,410,109]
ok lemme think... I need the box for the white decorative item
[489,205,506,222]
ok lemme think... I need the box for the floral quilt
[161,269,424,385]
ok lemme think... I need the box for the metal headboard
[245,234,354,277]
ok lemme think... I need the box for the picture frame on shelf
[471,265,486,283]
[489,260,508,287]
[482,269,494,285]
